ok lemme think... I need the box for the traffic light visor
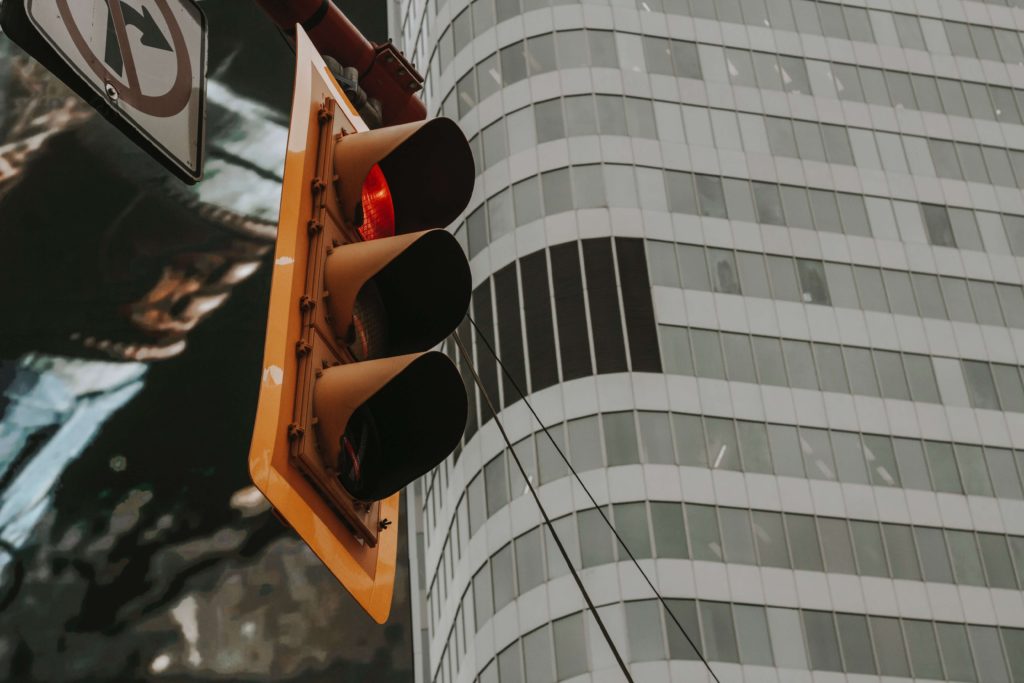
[313,351,468,501]
[334,118,474,234]
[324,229,471,359]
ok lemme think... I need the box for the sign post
[1,0,207,183]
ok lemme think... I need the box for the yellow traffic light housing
[248,27,474,623]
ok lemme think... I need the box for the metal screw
[104,82,118,102]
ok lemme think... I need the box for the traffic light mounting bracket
[288,97,382,547]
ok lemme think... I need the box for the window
[639,412,674,465]
[720,507,756,564]
[568,415,602,472]
[552,614,588,679]
[963,361,1001,410]
[686,504,723,561]
[734,605,774,666]
[708,249,741,294]
[625,601,665,662]
[515,528,546,594]
[786,514,823,571]
[797,259,830,304]
[614,502,652,559]
[837,613,876,675]
[578,508,614,568]
[651,502,688,558]
[752,510,790,567]
[850,521,888,577]
[700,602,740,663]
[522,626,555,683]
[883,523,921,580]
[803,611,843,671]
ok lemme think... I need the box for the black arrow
[104,1,172,75]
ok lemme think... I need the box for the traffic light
[248,27,474,623]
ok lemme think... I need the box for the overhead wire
[451,331,636,683]
[463,314,722,683]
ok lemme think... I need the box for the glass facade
[393,0,1024,680]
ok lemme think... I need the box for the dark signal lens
[358,164,396,241]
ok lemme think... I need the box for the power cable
[452,331,636,683]
[464,314,722,683]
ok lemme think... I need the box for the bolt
[104,82,118,102]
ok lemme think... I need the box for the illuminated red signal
[358,164,396,241]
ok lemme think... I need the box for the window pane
[768,423,805,477]
[485,454,509,515]
[708,248,741,294]
[651,501,688,558]
[626,601,665,662]
[614,502,652,559]
[916,527,954,583]
[783,340,818,390]
[893,438,931,490]
[491,543,516,611]
[701,602,740,663]
[516,528,546,594]
[987,448,1024,499]
[937,623,977,682]
[993,365,1024,412]
[970,625,1010,683]
[673,414,705,467]
[851,520,888,577]
[871,616,911,677]
[734,605,774,666]
[905,355,941,403]
[864,434,900,487]
[845,347,880,397]
[553,613,589,679]
[499,642,523,683]
[754,337,788,386]
[875,350,911,401]
[679,244,711,290]
[905,620,945,680]
[837,613,877,675]
[978,534,1018,589]
[800,427,836,480]
[803,611,843,671]
[523,626,555,683]
[832,431,869,484]
[666,600,701,660]
[926,441,963,494]
[578,508,614,568]
[720,507,757,564]
[884,523,922,580]
[722,333,757,384]
[819,517,857,574]
[964,361,1001,410]
[947,530,986,586]
[957,444,994,497]
[797,259,831,304]
[687,504,723,561]
[786,514,823,571]
[692,329,726,380]
[737,420,773,474]
[752,510,790,567]
[696,175,727,218]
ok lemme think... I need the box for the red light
[359,164,396,241]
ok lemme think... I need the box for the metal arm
[253,0,427,125]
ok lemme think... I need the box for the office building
[393,0,1024,680]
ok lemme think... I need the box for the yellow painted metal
[247,26,398,625]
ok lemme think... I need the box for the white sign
[25,0,206,181]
